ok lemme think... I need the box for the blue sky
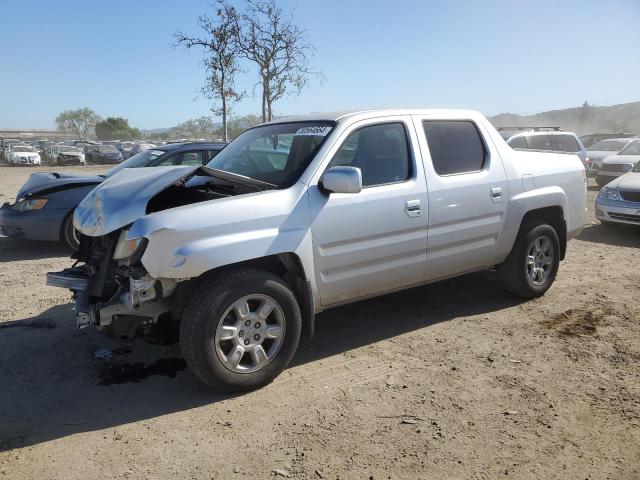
[1,0,639,129]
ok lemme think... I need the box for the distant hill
[489,101,640,136]
[140,127,173,135]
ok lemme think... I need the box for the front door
[309,118,429,306]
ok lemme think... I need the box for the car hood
[11,152,37,157]
[74,166,201,236]
[601,154,640,165]
[613,172,640,191]
[74,165,276,237]
[17,172,104,200]
[59,151,84,156]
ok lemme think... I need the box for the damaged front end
[45,165,275,339]
[47,230,180,338]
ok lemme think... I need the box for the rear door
[412,116,508,280]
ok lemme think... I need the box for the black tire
[499,221,560,298]
[596,175,609,187]
[61,211,80,250]
[180,268,302,392]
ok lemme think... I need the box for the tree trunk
[262,82,268,123]
[222,96,228,142]
[267,98,273,122]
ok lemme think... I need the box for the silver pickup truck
[47,109,586,392]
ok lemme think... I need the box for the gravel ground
[0,165,638,480]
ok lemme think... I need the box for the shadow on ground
[0,271,521,450]
[0,236,71,262]
[578,223,640,248]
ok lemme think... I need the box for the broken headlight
[113,229,147,261]
[11,198,48,212]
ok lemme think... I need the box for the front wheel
[499,221,560,298]
[180,268,302,392]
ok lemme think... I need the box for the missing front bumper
[46,267,175,329]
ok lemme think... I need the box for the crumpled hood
[74,166,199,236]
[614,172,640,191]
[17,172,103,200]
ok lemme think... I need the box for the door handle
[405,199,421,217]
[490,187,503,201]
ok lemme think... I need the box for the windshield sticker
[294,126,332,136]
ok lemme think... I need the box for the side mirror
[320,166,362,194]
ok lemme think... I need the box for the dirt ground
[0,165,638,480]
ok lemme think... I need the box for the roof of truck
[267,108,483,124]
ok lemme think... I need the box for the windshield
[619,141,640,156]
[13,146,34,152]
[205,122,334,187]
[61,146,81,153]
[99,145,119,153]
[587,140,627,152]
[106,149,165,176]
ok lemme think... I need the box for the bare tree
[229,0,320,122]
[55,108,101,140]
[175,3,243,141]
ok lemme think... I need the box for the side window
[509,136,528,149]
[181,151,204,166]
[208,149,221,161]
[422,121,486,175]
[529,135,554,151]
[155,151,204,166]
[327,122,411,187]
[554,135,580,152]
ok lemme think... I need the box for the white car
[596,161,640,226]
[596,140,640,186]
[9,146,41,166]
[587,137,639,181]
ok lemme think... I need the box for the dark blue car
[0,142,226,249]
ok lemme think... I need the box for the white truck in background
[47,109,587,392]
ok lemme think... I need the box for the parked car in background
[501,130,588,168]
[595,140,640,186]
[54,145,86,166]
[2,140,23,162]
[0,142,227,249]
[580,132,636,148]
[586,138,638,178]
[8,145,41,166]
[87,145,124,164]
[596,161,640,226]
[118,141,136,159]
[126,142,156,158]
[47,109,586,392]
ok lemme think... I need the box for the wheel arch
[519,206,567,260]
[175,252,316,339]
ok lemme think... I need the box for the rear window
[509,136,528,149]
[422,121,486,175]
[554,135,580,152]
[529,135,554,151]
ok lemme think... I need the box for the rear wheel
[61,212,80,250]
[499,221,560,298]
[180,268,301,392]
